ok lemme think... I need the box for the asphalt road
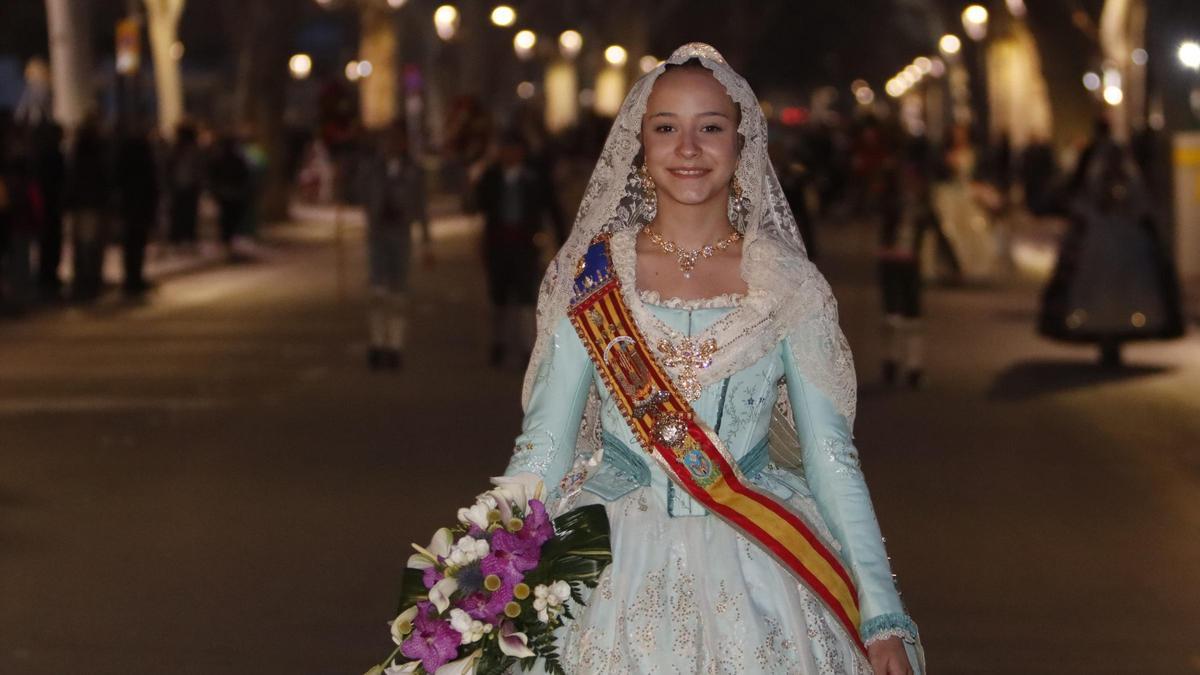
[1,211,1198,675]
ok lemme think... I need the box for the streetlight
[433,5,459,41]
[516,81,535,99]
[639,55,660,74]
[1082,71,1101,91]
[604,45,628,67]
[490,5,516,28]
[939,34,962,56]
[962,5,988,42]
[356,60,373,78]
[559,30,583,59]
[514,30,536,60]
[1103,86,1124,106]
[387,0,407,7]
[345,60,361,81]
[1180,41,1200,71]
[289,53,313,80]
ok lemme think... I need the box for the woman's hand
[867,636,913,675]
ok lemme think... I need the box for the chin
[660,183,724,207]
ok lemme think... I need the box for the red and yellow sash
[568,235,865,653]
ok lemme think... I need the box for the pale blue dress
[505,293,920,675]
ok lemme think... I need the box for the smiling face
[641,66,741,214]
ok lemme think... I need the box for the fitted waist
[582,431,770,514]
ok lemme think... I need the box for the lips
[667,167,711,179]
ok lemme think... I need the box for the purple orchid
[481,530,540,585]
[518,499,554,548]
[456,581,514,623]
[399,608,462,673]
[421,566,443,590]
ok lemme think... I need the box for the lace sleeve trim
[860,612,920,646]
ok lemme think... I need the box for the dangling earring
[728,173,750,232]
[637,163,658,223]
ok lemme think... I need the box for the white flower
[408,528,454,569]
[389,605,420,645]
[497,620,536,659]
[448,608,493,645]
[446,535,490,567]
[532,581,572,623]
[383,661,421,675]
[549,580,571,604]
[433,648,482,675]
[489,474,545,512]
[456,502,492,531]
[428,576,459,614]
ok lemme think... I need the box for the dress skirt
[523,486,872,675]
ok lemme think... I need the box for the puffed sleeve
[503,316,594,498]
[781,338,921,651]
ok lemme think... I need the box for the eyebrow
[647,111,732,119]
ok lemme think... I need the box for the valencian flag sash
[567,235,865,654]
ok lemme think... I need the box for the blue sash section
[584,432,771,509]
[572,238,614,301]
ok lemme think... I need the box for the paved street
[1,209,1198,675]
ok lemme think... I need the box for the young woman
[505,44,922,674]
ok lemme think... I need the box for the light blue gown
[506,294,920,675]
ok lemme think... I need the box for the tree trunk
[221,0,297,223]
[44,0,94,131]
[143,0,185,139]
[360,4,398,130]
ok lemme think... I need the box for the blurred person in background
[361,121,428,371]
[239,127,268,240]
[1039,136,1184,366]
[30,121,65,297]
[932,124,997,283]
[474,131,566,369]
[208,134,251,260]
[1019,135,1058,216]
[64,116,112,302]
[775,131,818,262]
[166,123,203,248]
[115,128,160,296]
[877,138,941,389]
[849,121,892,220]
[1,123,44,314]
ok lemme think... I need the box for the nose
[676,130,700,159]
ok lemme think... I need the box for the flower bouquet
[366,475,611,675]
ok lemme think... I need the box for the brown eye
[702,125,724,133]
[655,125,675,133]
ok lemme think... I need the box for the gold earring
[639,163,658,220]
[728,173,747,231]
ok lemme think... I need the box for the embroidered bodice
[506,301,917,645]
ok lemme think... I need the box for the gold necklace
[641,225,742,279]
